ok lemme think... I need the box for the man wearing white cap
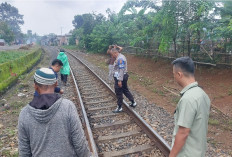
[18,68,91,157]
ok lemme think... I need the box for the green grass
[97,61,108,70]
[0,50,28,64]
[228,120,232,125]
[208,119,219,125]
[2,149,18,157]
[152,88,158,93]
[152,87,166,96]
[207,138,217,147]
[141,78,153,87]
[12,101,25,110]
[138,63,145,68]
[5,128,16,137]
[158,90,165,96]
[130,74,138,80]
[0,48,42,93]
[228,87,232,96]
[62,45,79,50]
[172,97,180,104]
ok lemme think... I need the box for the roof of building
[0,39,5,43]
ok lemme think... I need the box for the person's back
[172,83,210,156]
[57,49,70,85]
[170,57,211,157]
[57,51,70,75]
[18,68,90,157]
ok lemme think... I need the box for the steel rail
[70,67,99,157]
[67,51,171,156]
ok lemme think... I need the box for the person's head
[60,48,65,53]
[111,48,119,58]
[172,57,195,87]
[51,59,63,72]
[34,68,57,94]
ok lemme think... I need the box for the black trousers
[61,74,68,83]
[114,73,134,108]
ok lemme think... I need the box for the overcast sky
[4,0,127,36]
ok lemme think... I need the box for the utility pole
[60,27,63,36]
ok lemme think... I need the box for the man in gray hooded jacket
[18,68,91,157]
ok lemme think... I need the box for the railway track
[66,50,171,157]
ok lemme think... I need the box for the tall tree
[72,15,84,29]
[0,21,14,43]
[215,1,232,53]
[0,2,24,38]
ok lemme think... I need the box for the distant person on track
[57,49,70,86]
[34,59,64,96]
[111,47,136,113]
[18,68,91,157]
[169,57,210,157]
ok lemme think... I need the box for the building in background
[57,33,71,46]
[40,33,71,46]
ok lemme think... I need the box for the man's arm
[117,45,123,53]
[169,126,190,157]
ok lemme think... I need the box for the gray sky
[4,0,127,36]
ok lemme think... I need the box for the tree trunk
[187,33,191,56]
[182,38,185,56]
[173,38,177,57]
[211,40,215,60]
[197,29,201,52]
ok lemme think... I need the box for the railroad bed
[67,50,171,157]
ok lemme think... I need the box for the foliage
[0,2,24,40]
[0,22,14,43]
[62,45,79,50]
[68,0,232,59]
[72,15,84,29]
[0,48,42,94]
[0,50,28,64]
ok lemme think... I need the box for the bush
[0,50,28,64]
[0,48,42,94]
[62,45,79,50]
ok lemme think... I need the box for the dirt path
[82,52,232,155]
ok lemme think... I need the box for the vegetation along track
[67,50,171,157]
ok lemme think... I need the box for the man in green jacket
[57,49,70,86]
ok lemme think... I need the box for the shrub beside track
[0,48,42,94]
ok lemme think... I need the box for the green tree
[215,1,232,53]
[152,0,179,55]
[72,15,84,29]
[187,0,214,53]
[0,22,14,43]
[0,2,24,38]
[68,0,231,61]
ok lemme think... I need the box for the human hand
[60,89,64,94]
